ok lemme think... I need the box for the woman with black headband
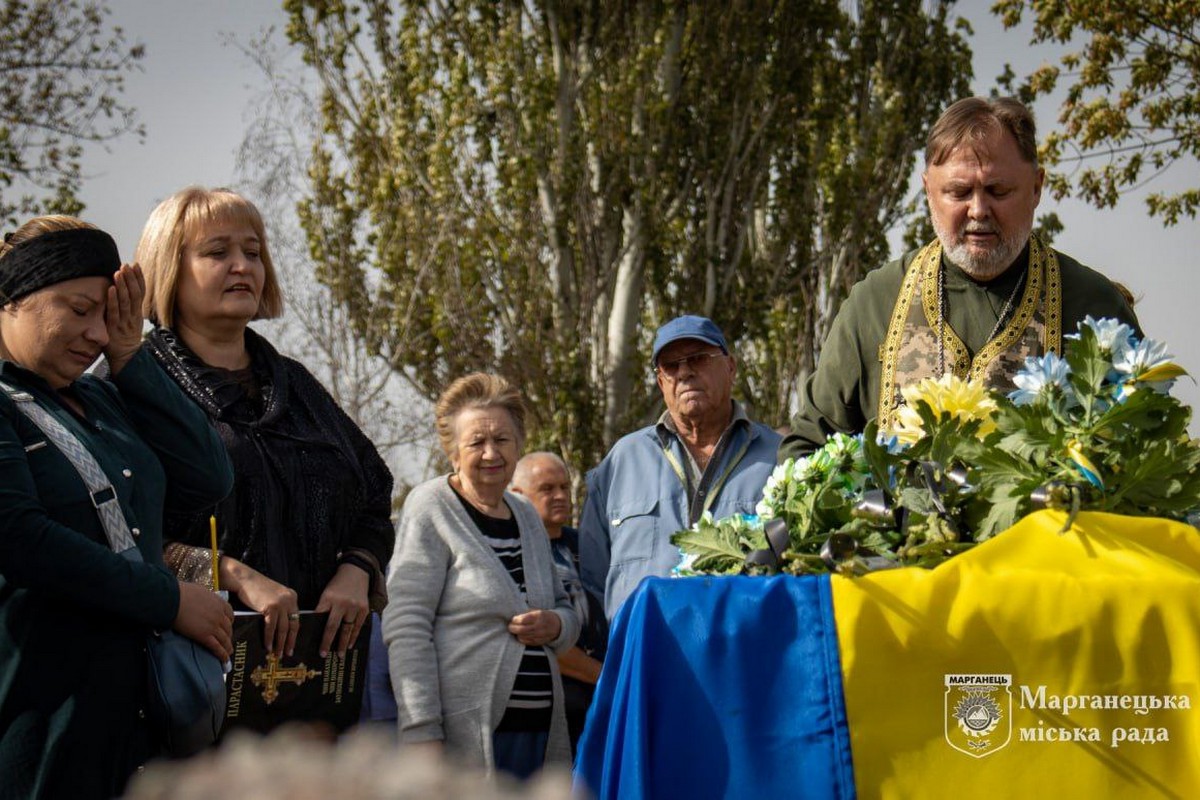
[0,216,234,799]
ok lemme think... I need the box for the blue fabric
[575,575,855,800]
[358,612,398,725]
[493,729,551,780]
[579,420,781,620]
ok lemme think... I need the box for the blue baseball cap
[651,315,729,366]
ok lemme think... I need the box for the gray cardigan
[383,476,580,771]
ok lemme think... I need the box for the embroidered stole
[876,235,1062,429]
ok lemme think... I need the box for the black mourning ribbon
[1030,480,1083,533]
[852,488,897,527]
[905,459,973,539]
[819,533,900,573]
[909,460,951,518]
[828,490,905,573]
[746,460,976,575]
[744,518,790,573]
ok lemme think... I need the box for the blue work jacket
[579,413,781,620]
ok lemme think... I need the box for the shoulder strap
[0,379,137,554]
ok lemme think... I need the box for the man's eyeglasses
[656,351,725,378]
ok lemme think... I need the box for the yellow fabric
[832,510,1200,799]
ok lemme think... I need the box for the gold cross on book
[250,653,322,705]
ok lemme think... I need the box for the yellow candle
[210,515,221,592]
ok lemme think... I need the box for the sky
[70,0,1199,434]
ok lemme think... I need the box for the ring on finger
[288,612,301,621]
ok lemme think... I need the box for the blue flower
[1069,316,1135,360]
[875,432,906,455]
[671,551,699,577]
[1009,352,1073,406]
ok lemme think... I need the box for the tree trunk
[603,204,645,446]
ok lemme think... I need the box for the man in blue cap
[578,315,781,620]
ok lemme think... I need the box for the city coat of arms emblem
[944,674,1013,757]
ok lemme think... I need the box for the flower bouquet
[672,317,1200,576]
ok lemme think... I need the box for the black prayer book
[222,610,370,735]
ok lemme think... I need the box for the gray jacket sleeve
[382,488,450,743]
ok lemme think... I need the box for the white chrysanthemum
[756,460,794,517]
[1113,337,1173,376]
[1112,337,1182,395]
[1072,315,1135,360]
[761,459,792,496]
[796,450,834,482]
[825,432,861,461]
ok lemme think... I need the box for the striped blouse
[455,491,554,731]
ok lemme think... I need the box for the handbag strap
[0,379,137,554]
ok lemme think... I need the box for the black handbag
[120,548,228,758]
[1,379,227,757]
[146,627,227,757]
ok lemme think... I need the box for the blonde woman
[136,187,394,660]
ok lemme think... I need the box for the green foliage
[281,0,972,474]
[994,0,1200,225]
[674,320,1200,577]
[672,513,768,576]
[0,0,144,225]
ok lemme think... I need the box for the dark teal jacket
[0,348,233,800]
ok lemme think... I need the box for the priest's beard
[933,217,1030,281]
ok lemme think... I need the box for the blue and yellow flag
[576,511,1200,799]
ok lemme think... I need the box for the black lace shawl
[145,326,394,609]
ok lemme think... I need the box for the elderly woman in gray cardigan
[384,373,579,778]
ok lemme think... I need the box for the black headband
[0,228,120,305]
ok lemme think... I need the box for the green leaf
[671,516,765,574]
[1107,438,1200,514]
[1065,324,1108,401]
[861,420,897,493]
[975,492,1026,541]
[992,403,1058,460]
[899,486,942,516]
[1093,388,1176,434]
[972,446,1042,487]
